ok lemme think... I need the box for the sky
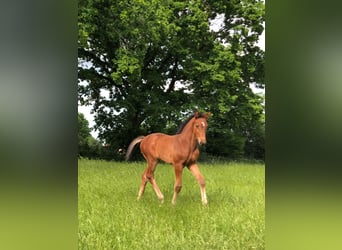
[78,23,265,139]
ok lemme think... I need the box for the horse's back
[140,133,175,163]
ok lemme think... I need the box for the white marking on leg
[201,188,208,205]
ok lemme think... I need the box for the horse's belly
[157,144,174,163]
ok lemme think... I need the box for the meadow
[78,159,265,249]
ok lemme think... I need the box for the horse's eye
[196,125,199,128]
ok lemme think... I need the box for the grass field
[78,159,265,249]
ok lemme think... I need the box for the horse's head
[193,112,211,145]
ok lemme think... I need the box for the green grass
[78,159,265,249]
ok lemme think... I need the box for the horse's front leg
[188,163,207,205]
[171,164,183,205]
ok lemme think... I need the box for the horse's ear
[194,111,200,118]
[204,112,211,119]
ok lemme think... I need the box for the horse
[125,111,211,205]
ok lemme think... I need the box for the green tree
[78,113,90,145]
[78,0,265,159]
[244,112,265,159]
[78,112,102,158]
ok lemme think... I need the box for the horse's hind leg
[137,168,148,200]
[148,159,164,202]
[138,159,164,203]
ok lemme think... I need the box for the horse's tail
[125,136,145,161]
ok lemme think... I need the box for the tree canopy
[78,0,265,160]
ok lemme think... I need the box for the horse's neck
[178,119,197,149]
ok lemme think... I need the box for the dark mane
[176,112,205,134]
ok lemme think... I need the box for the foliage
[78,113,90,145]
[78,159,265,249]
[78,112,102,158]
[78,0,265,159]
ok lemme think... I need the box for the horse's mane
[176,112,205,134]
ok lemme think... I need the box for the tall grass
[78,159,265,249]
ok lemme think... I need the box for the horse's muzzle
[197,139,207,145]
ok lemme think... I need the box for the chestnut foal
[125,112,210,205]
